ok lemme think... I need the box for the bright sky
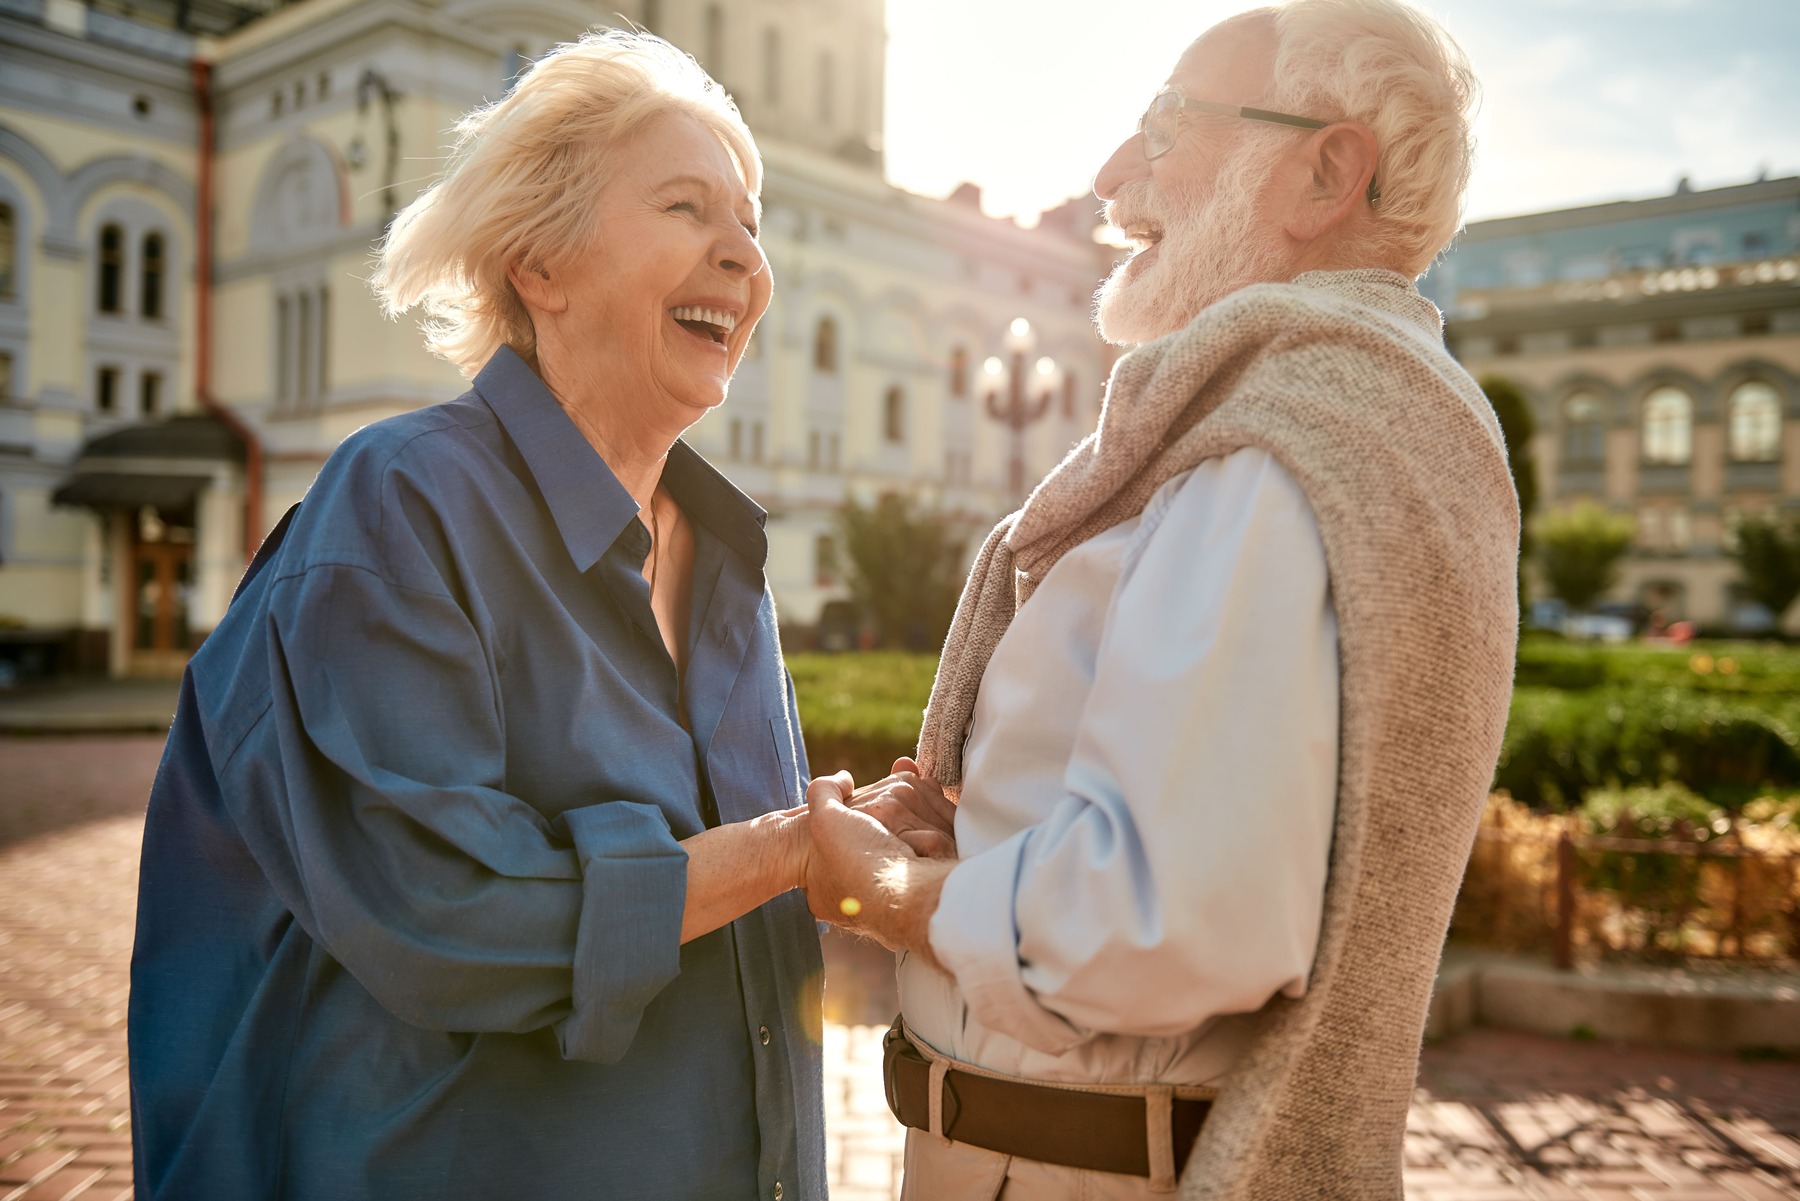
[884,0,1800,227]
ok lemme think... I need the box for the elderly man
[803,1,1519,1198]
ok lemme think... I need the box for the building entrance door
[129,507,195,676]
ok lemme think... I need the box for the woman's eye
[668,200,699,215]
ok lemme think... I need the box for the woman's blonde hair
[371,30,760,377]
[1268,0,1479,276]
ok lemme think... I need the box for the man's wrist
[871,857,953,970]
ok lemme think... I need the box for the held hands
[797,759,958,956]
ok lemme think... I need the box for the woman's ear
[1281,121,1379,244]
[508,259,569,315]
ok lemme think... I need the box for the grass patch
[788,652,938,785]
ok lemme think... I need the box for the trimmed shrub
[1496,687,1800,811]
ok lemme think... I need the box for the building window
[1562,392,1605,466]
[140,371,162,417]
[0,351,13,403]
[317,285,330,402]
[729,417,743,460]
[704,6,725,76]
[641,0,660,34]
[818,51,834,126]
[296,291,312,405]
[276,295,291,408]
[97,366,120,413]
[141,232,165,319]
[948,346,968,399]
[1728,381,1781,463]
[750,420,765,463]
[98,223,124,314]
[808,429,821,469]
[1062,371,1078,419]
[0,203,14,299]
[827,432,840,471]
[1641,386,1693,466]
[815,533,839,586]
[763,28,781,104]
[882,386,905,444]
[813,316,838,372]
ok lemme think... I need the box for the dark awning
[52,472,210,512]
[78,414,244,464]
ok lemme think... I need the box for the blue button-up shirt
[129,347,825,1200]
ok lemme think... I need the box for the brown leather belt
[881,1020,1211,1180]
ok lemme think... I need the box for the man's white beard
[1095,141,1289,346]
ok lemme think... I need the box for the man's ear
[1281,121,1378,244]
[507,259,569,315]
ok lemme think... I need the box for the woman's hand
[838,758,958,860]
[801,772,953,964]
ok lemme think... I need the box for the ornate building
[1430,175,1800,630]
[0,0,1113,676]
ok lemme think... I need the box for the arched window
[1561,392,1605,466]
[97,223,124,314]
[1641,386,1693,465]
[763,28,782,104]
[0,203,14,299]
[818,50,835,126]
[140,232,165,319]
[883,386,905,443]
[1728,380,1781,463]
[813,316,838,372]
[948,346,968,398]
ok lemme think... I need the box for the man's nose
[1093,133,1149,201]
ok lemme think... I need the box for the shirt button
[773,1183,783,1201]
[759,1024,771,1046]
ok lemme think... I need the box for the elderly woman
[128,32,946,1201]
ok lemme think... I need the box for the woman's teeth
[671,305,738,343]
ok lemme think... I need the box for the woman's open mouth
[670,305,738,346]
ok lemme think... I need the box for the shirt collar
[473,345,768,573]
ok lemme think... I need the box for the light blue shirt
[903,449,1340,1088]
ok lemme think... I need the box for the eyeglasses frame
[1137,90,1381,206]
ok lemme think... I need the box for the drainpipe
[190,57,264,561]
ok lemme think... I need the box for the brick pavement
[1,735,1796,1201]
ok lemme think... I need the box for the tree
[1729,515,1800,624]
[1537,503,1634,612]
[838,493,963,650]
[1480,375,1539,608]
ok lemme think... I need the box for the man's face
[1093,16,1295,346]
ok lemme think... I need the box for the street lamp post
[983,318,1060,504]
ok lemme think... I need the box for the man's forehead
[1166,11,1277,102]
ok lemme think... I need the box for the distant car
[815,600,861,652]
[1562,612,1633,642]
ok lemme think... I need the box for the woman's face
[548,111,771,422]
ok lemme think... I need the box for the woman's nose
[716,221,767,278]
[1093,133,1150,201]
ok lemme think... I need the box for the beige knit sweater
[916,269,1519,1199]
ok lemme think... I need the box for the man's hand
[842,757,957,860]
[803,772,952,965]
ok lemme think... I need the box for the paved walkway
[2,736,1797,1201]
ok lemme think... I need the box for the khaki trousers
[901,1129,1170,1201]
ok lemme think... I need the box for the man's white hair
[1266,0,1479,275]
[370,30,759,377]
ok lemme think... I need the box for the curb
[1428,949,1800,1053]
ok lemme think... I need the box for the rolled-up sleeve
[225,555,687,1064]
[929,450,1339,1049]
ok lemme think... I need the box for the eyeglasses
[1136,89,1381,205]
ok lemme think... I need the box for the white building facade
[0,0,1113,676]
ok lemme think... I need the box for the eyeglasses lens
[1140,93,1180,160]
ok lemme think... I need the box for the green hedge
[788,651,937,786]
[1496,686,1800,811]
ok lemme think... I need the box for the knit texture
[916,269,1519,1199]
